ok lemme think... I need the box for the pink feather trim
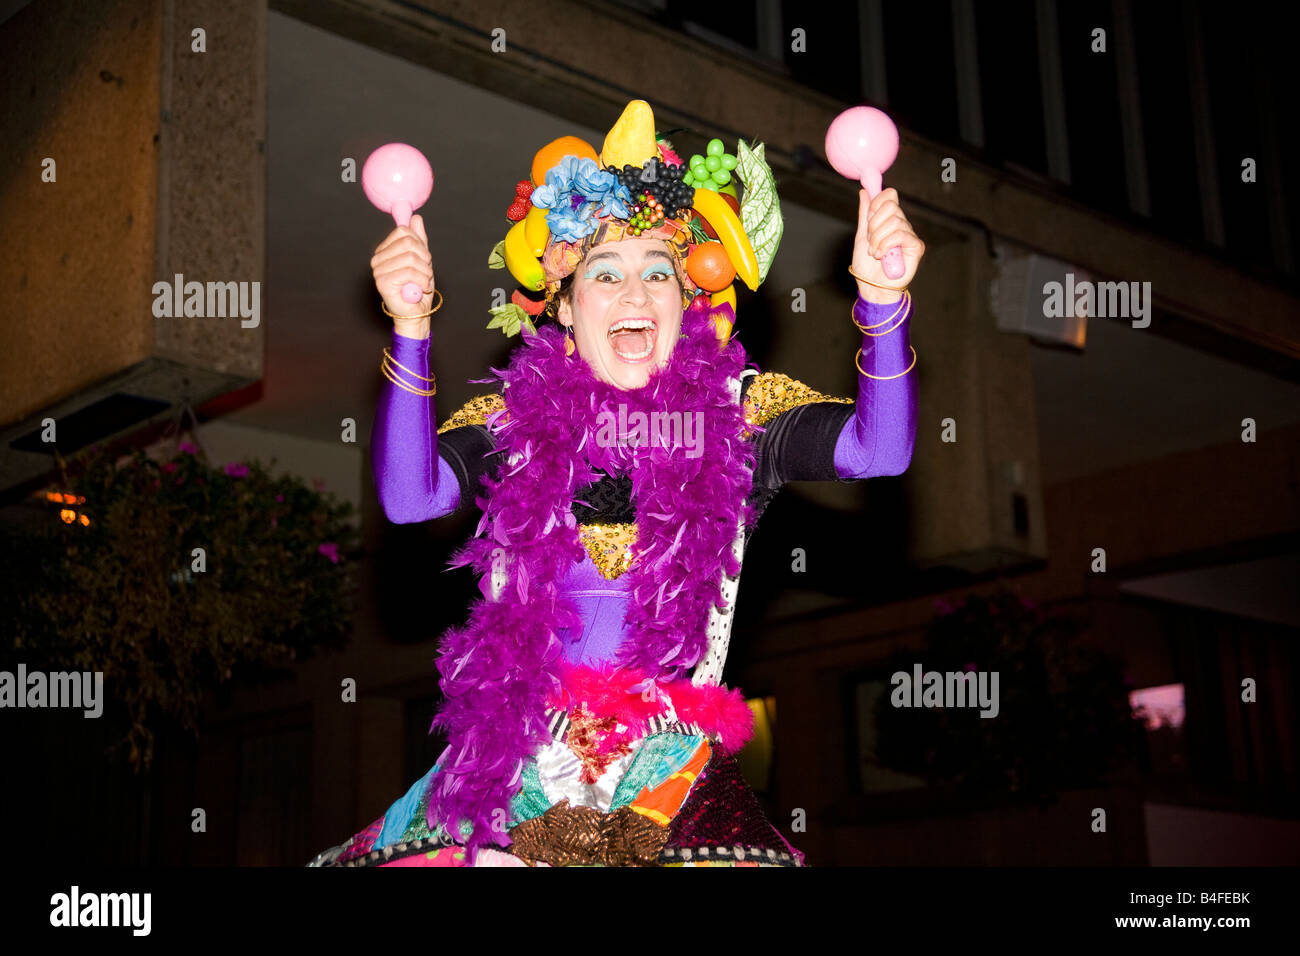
[548,662,755,754]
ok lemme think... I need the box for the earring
[564,327,575,357]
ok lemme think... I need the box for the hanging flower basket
[1,441,358,772]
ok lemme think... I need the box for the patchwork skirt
[307,702,804,868]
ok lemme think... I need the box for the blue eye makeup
[585,265,624,281]
[642,264,673,280]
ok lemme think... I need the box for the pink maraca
[825,106,906,281]
[362,143,434,303]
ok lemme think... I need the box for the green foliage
[736,140,783,285]
[873,589,1142,807]
[487,302,536,337]
[1,443,358,772]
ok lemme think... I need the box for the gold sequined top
[742,372,853,435]
[436,393,506,434]
[435,376,850,580]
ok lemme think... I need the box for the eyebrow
[585,249,675,266]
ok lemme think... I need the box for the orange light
[59,509,75,523]
[79,514,90,526]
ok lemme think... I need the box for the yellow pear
[599,100,659,170]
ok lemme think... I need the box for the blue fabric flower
[547,199,598,242]
[529,155,632,234]
[529,157,580,210]
[571,158,608,198]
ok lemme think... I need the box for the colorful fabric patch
[629,739,710,828]
[378,765,438,850]
[335,817,384,865]
[377,844,468,867]
[610,733,705,810]
[509,759,551,826]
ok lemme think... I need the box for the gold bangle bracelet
[852,289,911,333]
[382,348,434,382]
[381,355,437,393]
[380,361,436,396]
[855,345,917,380]
[848,265,908,295]
[381,287,443,321]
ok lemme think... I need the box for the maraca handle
[882,247,906,280]
[858,172,905,280]
[389,200,425,303]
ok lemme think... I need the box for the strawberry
[506,198,529,221]
[515,179,534,200]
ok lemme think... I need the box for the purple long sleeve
[372,329,461,523]
[833,293,918,478]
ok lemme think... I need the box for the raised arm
[370,213,467,523]
[373,328,462,523]
[833,291,917,478]
[745,187,923,488]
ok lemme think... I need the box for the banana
[692,189,760,291]
[504,219,545,292]
[710,284,736,343]
[523,205,549,257]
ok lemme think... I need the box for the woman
[311,101,923,867]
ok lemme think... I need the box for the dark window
[780,1,863,103]
[881,0,960,144]
[1202,7,1272,267]
[664,0,758,52]
[974,0,1048,174]
[1057,0,1127,212]
[1131,0,1202,241]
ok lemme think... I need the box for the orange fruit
[686,242,736,293]
[531,136,600,185]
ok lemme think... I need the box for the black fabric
[753,401,856,485]
[435,381,854,524]
[436,425,499,507]
[572,472,635,523]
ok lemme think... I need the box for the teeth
[615,342,654,360]
[608,318,656,334]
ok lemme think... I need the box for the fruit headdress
[487,99,784,343]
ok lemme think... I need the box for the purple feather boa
[427,296,756,856]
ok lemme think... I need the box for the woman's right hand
[371,214,435,338]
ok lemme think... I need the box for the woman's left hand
[851,188,925,304]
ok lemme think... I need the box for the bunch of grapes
[611,158,695,220]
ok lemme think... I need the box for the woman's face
[557,237,685,390]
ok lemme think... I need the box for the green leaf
[736,140,784,285]
[487,240,506,269]
[489,303,528,337]
[521,314,537,336]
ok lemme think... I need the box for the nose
[619,274,653,305]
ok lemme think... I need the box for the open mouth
[607,318,657,362]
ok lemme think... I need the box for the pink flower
[179,442,198,455]
[225,462,249,478]
[933,599,954,615]
[162,461,177,474]
[318,542,339,564]
[275,494,284,503]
